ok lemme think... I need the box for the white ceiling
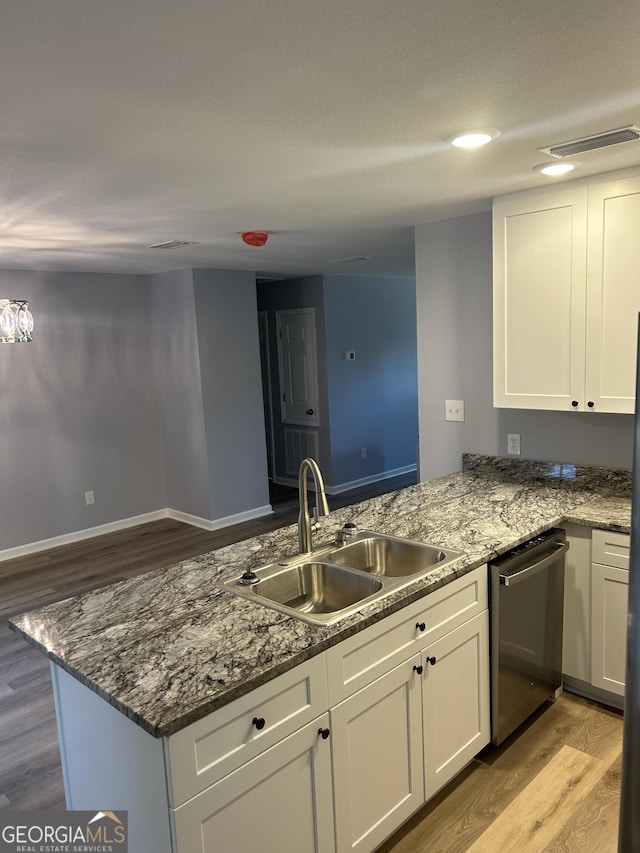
[2,0,640,278]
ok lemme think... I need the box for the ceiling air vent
[147,240,198,250]
[539,126,640,159]
[326,256,371,264]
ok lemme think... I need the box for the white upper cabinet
[586,177,640,413]
[493,172,640,413]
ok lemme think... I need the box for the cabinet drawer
[166,654,328,806]
[592,529,630,570]
[171,712,334,853]
[326,567,487,704]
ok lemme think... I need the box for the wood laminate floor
[0,472,625,851]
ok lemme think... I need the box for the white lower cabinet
[591,528,630,699]
[331,656,425,853]
[561,523,593,684]
[422,610,490,799]
[53,569,490,853]
[171,713,335,853]
[591,562,629,697]
[328,568,490,853]
[561,525,630,706]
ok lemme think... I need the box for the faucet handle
[335,522,358,545]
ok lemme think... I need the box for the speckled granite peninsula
[9,454,633,738]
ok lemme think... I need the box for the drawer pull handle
[413,665,423,675]
[318,727,330,740]
[252,717,266,730]
[416,622,426,632]
[426,656,437,666]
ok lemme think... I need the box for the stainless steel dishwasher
[490,528,568,745]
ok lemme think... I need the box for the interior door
[276,308,320,427]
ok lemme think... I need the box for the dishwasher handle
[499,541,568,587]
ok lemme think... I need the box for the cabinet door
[591,563,629,697]
[586,176,640,413]
[172,714,335,853]
[422,611,490,800]
[561,523,592,683]
[331,657,424,853]
[493,188,588,410]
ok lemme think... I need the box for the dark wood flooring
[0,470,624,851]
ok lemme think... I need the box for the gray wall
[323,275,418,486]
[150,269,212,520]
[193,269,270,519]
[1,266,272,552]
[415,212,634,480]
[0,269,166,550]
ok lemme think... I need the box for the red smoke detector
[241,231,269,247]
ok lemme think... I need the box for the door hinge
[282,393,286,402]
[279,330,283,339]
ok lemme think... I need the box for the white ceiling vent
[539,126,640,159]
[147,240,198,249]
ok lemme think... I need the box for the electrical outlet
[445,400,465,422]
[84,490,95,506]
[507,433,521,455]
[360,447,367,460]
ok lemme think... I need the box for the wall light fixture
[0,299,34,343]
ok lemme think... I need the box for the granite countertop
[9,454,632,738]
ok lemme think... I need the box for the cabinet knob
[318,727,330,740]
[587,401,595,408]
[571,400,579,408]
[306,408,315,415]
[252,716,266,730]
[413,664,423,675]
[416,622,426,632]
[426,656,437,666]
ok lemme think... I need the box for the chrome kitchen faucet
[297,457,330,554]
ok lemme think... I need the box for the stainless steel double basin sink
[221,529,462,626]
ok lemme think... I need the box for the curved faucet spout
[298,457,330,554]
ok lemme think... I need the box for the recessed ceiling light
[447,129,500,148]
[533,162,578,176]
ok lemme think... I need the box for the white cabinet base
[591,563,629,697]
[51,664,173,853]
[331,657,424,853]
[172,714,335,853]
[422,610,490,799]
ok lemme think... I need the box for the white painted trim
[274,465,417,496]
[0,509,169,563]
[167,504,273,531]
[0,504,274,562]
[326,464,417,495]
[273,475,299,489]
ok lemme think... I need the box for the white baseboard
[0,509,170,563]
[0,504,274,563]
[274,464,417,496]
[327,464,417,495]
[167,504,273,531]
[273,476,299,489]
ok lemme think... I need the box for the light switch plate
[445,400,465,422]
